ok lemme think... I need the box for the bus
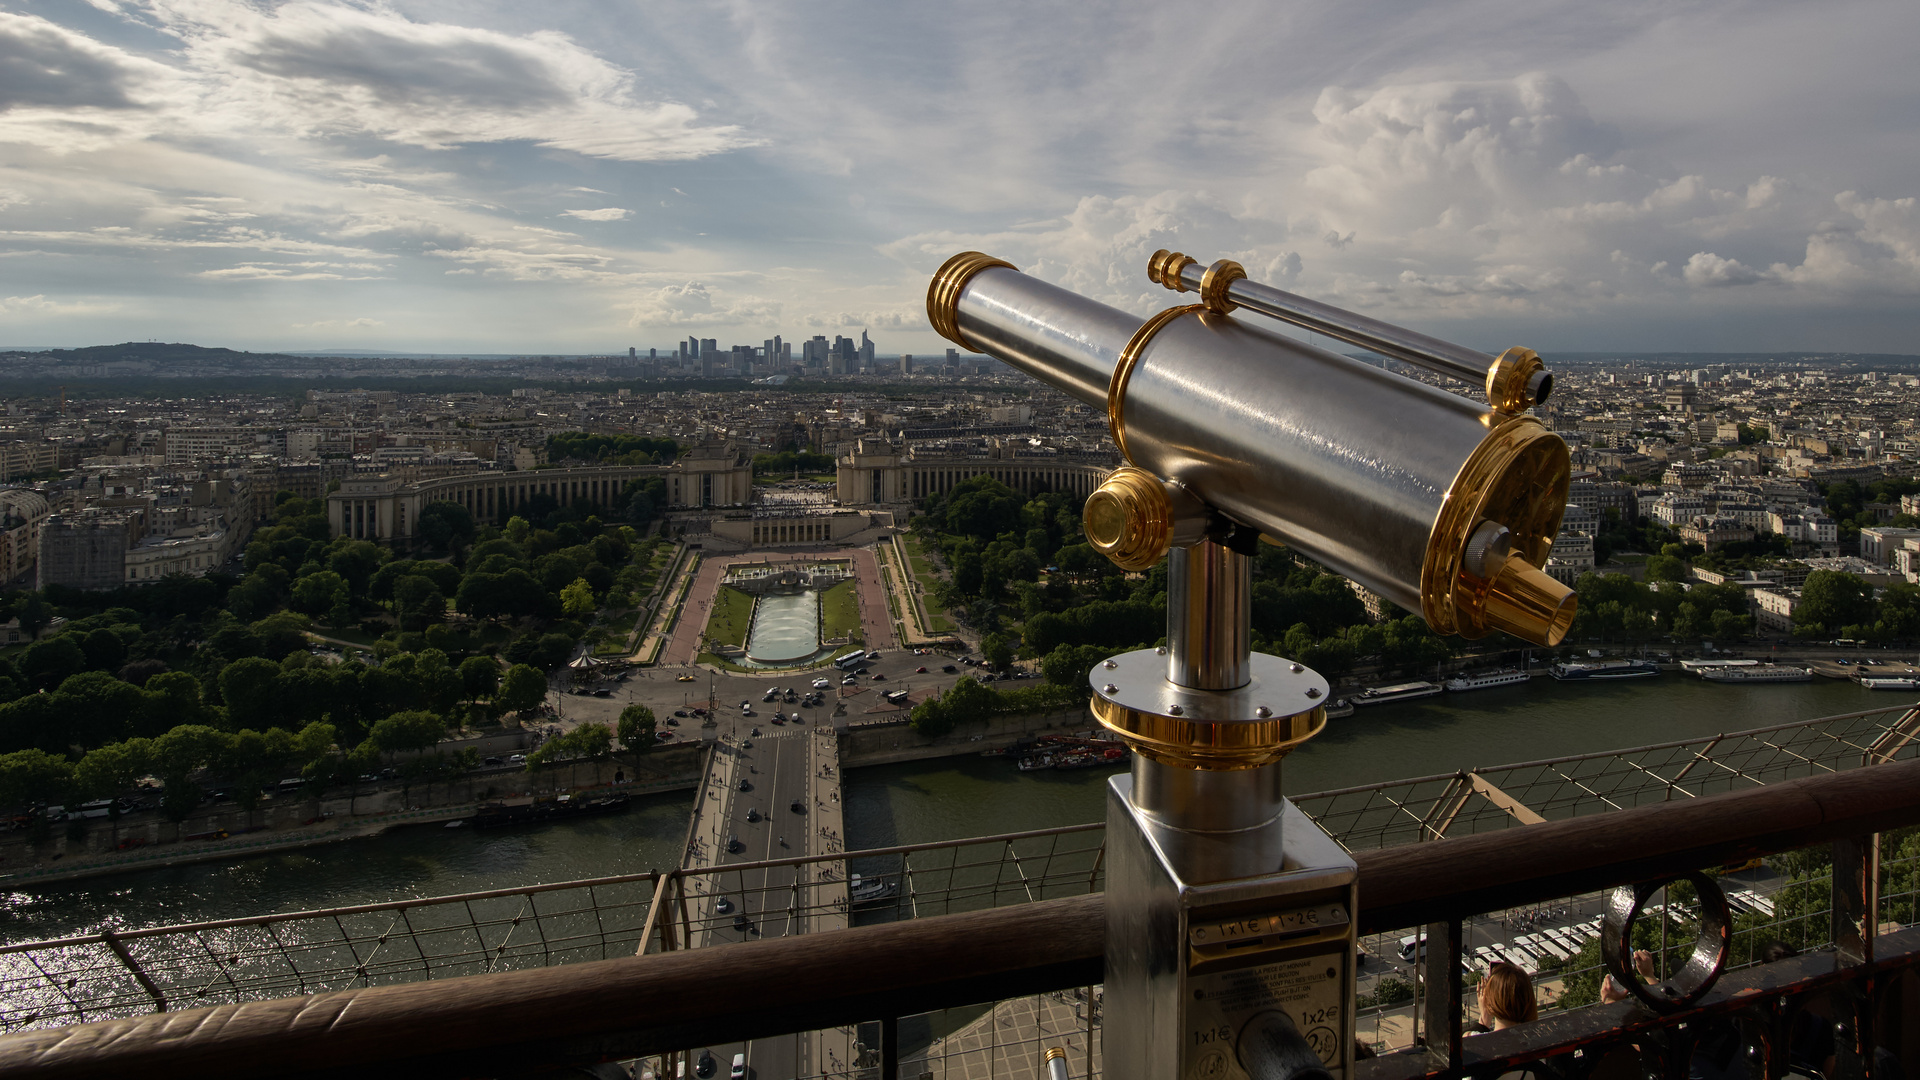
[833,650,866,670]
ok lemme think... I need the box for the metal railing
[1,702,1914,1042]
[3,757,1916,1079]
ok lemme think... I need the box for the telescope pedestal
[1097,543,1358,1080]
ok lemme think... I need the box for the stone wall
[837,705,1101,769]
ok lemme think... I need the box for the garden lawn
[821,579,862,643]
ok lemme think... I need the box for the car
[763,692,778,703]
[866,651,881,660]
[727,837,745,854]
[677,674,697,682]
[591,688,612,698]
[771,716,785,725]
[742,739,753,749]
[731,917,754,936]
[714,898,734,915]
[674,710,689,718]
[915,666,927,673]
[812,678,831,689]
[483,756,503,766]
[508,754,526,765]
[750,727,761,736]
[746,808,762,823]
[789,715,805,725]
[697,1050,718,1078]
[666,718,680,726]
[739,779,753,791]
[842,676,857,686]
[871,673,886,681]
[943,665,958,673]
[691,707,707,716]
[655,731,673,741]
[791,800,806,814]
[740,700,752,709]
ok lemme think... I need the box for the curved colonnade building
[834,436,1116,507]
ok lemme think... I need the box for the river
[0,675,1894,943]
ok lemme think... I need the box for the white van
[1397,932,1425,962]
[731,1053,749,1080]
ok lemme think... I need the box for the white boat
[848,874,899,906]
[1681,659,1755,670]
[1698,665,1812,684]
[1444,669,1529,692]
[1351,681,1442,706]
[1860,676,1920,690]
[1549,659,1659,681]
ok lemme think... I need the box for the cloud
[148,0,756,162]
[560,207,631,221]
[0,293,120,316]
[628,281,781,328]
[0,13,150,110]
[291,316,383,329]
[1683,251,1767,287]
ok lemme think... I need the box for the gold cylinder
[1485,560,1579,645]
[926,251,1017,351]
[1485,347,1545,414]
[1090,697,1325,771]
[1083,466,1175,571]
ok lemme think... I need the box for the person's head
[1478,962,1538,1028]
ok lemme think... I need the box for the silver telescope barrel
[1147,250,1551,411]
[927,251,1576,646]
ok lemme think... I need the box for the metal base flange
[1088,649,1329,770]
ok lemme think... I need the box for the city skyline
[2,2,1918,356]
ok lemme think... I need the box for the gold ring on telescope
[1109,304,1205,463]
[1091,696,1326,771]
[1484,347,1545,414]
[926,251,1017,351]
[1199,259,1246,315]
[1147,249,1197,293]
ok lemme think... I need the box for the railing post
[99,929,167,1014]
[1422,918,1463,1076]
[880,1015,898,1080]
[1830,834,1878,1080]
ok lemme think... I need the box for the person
[1476,961,1538,1031]
[1600,948,1655,1004]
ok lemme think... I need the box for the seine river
[0,675,1891,943]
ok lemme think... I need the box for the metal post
[1421,919,1463,1076]
[881,1015,898,1080]
[100,929,168,1014]
[1830,834,1878,1079]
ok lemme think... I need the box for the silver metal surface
[1092,649,1327,727]
[1173,259,1517,400]
[952,265,1133,407]
[1125,311,1492,617]
[948,269,1509,616]
[1105,776,1358,1080]
[1167,540,1251,690]
[1133,755,1285,836]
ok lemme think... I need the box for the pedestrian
[1474,962,1537,1032]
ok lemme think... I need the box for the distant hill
[7,342,304,364]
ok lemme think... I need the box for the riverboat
[471,792,632,829]
[1860,676,1920,690]
[1351,681,1443,706]
[1324,699,1355,719]
[1548,659,1660,681]
[1698,665,1812,684]
[848,874,899,907]
[1680,659,1759,673]
[1444,669,1529,692]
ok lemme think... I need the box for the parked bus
[833,650,866,670]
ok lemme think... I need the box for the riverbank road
[679,724,851,1079]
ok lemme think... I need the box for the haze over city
[3,0,1919,355]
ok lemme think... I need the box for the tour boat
[1350,681,1443,706]
[1698,665,1812,684]
[1859,676,1920,691]
[1444,669,1529,692]
[1548,659,1660,681]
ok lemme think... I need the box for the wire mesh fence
[1,701,1914,1040]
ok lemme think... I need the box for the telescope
[927,250,1576,1080]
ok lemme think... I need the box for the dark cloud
[0,14,143,111]
[232,22,572,111]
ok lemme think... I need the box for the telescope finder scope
[927,250,1576,648]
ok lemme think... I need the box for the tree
[981,632,1014,670]
[1797,570,1876,635]
[560,577,596,618]
[219,657,284,729]
[368,710,447,758]
[416,500,476,551]
[525,722,614,769]
[0,749,75,809]
[617,704,656,753]
[326,541,385,596]
[1042,643,1110,688]
[290,570,349,616]
[459,656,502,701]
[497,664,548,716]
[20,635,86,691]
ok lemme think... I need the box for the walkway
[661,546,896,666]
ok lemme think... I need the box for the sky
[1,0,1918,357]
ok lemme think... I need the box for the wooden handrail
[3,756,1917,1080]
